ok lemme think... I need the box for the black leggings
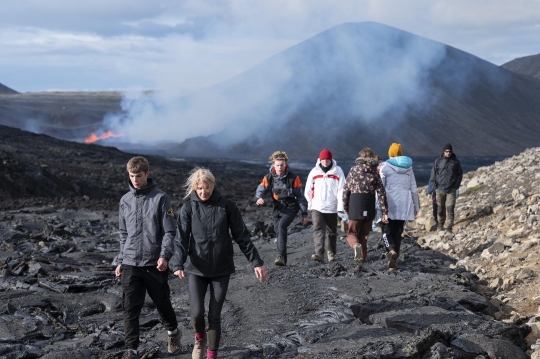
[188,274,231,351]
[382,219,405,255]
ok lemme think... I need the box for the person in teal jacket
[379,143,420,270]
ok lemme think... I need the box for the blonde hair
[127,156,149,173]
[358,147,374,158]
[183,167,215,199]
[269,150,288,164]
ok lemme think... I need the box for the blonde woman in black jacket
[170,167,267,359]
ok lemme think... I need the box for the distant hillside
[501,53,540,80]
[0,92,122,141]
[0,82,18,94]
[0,123,265,210]
[164,22,540,158]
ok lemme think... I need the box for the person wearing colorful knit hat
[379,143,421,270]
[305,148,346,263]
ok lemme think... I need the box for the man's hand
[115,265,122,277]
[382,214,389,224]
[301,217,308,226]
[256,198,265,205]
[254,266,267,282]
[157,258,168,271]
[174,270,185,279]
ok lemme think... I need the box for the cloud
[1,0,539,93]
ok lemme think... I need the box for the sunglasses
[273,153,287,160]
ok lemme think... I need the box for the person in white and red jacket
[305,149,345,263]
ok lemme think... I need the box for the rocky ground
[411,146,540,358]
[0,124,538,358]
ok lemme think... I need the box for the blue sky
[1,0,539,93]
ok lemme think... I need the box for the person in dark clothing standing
[430,143,463,232]
[171,168,267,359]
[255,151,309,266]
[343,147,389,264]
[115,156,181,359]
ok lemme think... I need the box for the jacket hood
[387,156,413,169]
[355,157,379,171]
[191,189,222,204]
[129,178,158,195]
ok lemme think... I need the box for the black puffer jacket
[430,153,463,193]
[170,190,264,277]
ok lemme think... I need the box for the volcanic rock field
[0,124,537,358]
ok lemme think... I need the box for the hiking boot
[311,253,324,263]
[387,249,398,270]
[353,244,363,263]
[192,335,207,359]
[122,350,139,359]
[274,256,286,266]
[168,329,182,354]
[437,223,444,231]
[445,226,453,233]
[327,251,336,262]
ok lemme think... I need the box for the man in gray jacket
[115,156,181,359]
[430,144,463,232]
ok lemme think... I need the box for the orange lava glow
[84,131,123,143]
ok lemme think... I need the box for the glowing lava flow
[84,131,123,143]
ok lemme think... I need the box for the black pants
[311,210,338,256]
[189,274,231,351]
[381,220,405,256]
[273,207,298,264]
[121,265,178,350]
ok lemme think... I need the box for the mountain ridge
[163,22,540,159]
[501,53,540,80]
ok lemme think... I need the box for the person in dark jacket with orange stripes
[255,151,308,266]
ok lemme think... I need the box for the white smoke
[104,22,448,146]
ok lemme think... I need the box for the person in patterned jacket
[343,147,389,264]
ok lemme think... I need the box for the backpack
[264,171,298,200]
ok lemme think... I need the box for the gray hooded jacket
[118,178,176,267]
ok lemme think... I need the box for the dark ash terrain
[0,124,533,358]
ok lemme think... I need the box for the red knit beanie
[319,148,332,161]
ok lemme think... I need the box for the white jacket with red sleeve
[304,159,345,213]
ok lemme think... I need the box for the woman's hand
[256,198,265,205]
[254,266,267,282]
[174,270,185,279]
[301,217,308,226]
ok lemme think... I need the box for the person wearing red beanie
[305,149,345,263]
